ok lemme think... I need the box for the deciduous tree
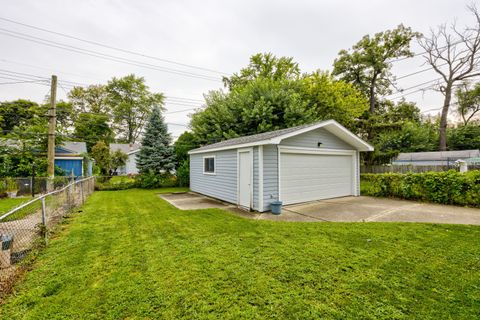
[110,150,128,174]
[0,100,41,134]
[68,85,109,115]
[74,113,114,152]
[418,5,480,150]
[333,25,419,113]
[91,141,111,175]
[223,52,300,90]
[106,74,164,143]
[455,82,480,125]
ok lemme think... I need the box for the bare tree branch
[418,4,480,150]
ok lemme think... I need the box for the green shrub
[5,177,18,192]
[134,173,177,189]
[176,160,190,187]
[95,173,181,191]
[361,170,480,207]
[95,176,136,191]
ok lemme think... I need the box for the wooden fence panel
[361,165,456,174]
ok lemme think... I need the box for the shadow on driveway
[160,193,480,225]
[258,196,480,225]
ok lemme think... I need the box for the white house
[110,143,140,175]
[393,150,480,166]
[188,120,373,212]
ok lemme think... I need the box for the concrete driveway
[160,192,236,210]
[257,196,480,225]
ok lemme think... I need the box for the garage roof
[189,119,374,154]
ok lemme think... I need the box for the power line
[164,102,201,108]
[421,107,443,113]
[165,107,199,115]
[165,96,204,103]
[0,28,222,82]
[0,58,207,102]
[396,65,439,80]
[0,16,229,76]
[386,77,443,98]
[389,36,475,63]
[0,58,104,82]
[166,122,189,127]
[0,79,47,85]
[0,67,206,108]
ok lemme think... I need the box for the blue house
[55,142,88,177]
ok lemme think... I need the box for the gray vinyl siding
[190,150,237,204]
[280,128,355,150]
[189,127,361,212]
[262,144,278,212]
[252,147,259,210]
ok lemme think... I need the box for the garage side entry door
[280,151,354,205]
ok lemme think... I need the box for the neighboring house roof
[188,119,374,154]
[1,139,87,155]
[60,142,87,154]
[466,157,480,164]
[110,143,141,155]
[395,150,480,162]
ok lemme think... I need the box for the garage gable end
[280,127,354,150]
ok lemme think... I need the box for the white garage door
[280,152,354,205]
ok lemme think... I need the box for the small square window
[203,157,215,174]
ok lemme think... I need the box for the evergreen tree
[136,107,175,174]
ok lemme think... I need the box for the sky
[0,0,475,138]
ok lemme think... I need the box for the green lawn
[1,188,479,319]
[0,197,30,215]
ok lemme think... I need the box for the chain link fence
[0,177,95,294]
[0,176,73,197]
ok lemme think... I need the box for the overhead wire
[0,67,205,114]
[0,28,222,82]
[388,36,476,63]
[0,16,230,76]
[0,79,48,85]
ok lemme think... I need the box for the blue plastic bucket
[270,201,283,215]
[1,235,14,250]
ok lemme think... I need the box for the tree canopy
[106,74,165,144]
[191,53,368,145]
[333,25,419,113]
[456,82,480,125]
[223,52,301,90]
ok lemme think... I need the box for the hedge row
[95,173,179,191]
[361,170,480,207]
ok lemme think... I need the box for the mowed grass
[1,188,480,319]
[0,197,30,215]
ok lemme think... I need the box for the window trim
[202,155,216,175]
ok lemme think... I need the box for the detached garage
[188,120,373,212]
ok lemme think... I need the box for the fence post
[79,181,84,204]
[41,197,48,244]
[41,197,46,225]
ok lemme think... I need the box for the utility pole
[47,75,57,191]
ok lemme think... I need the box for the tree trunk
[369,75,377,113]
[439,82,453,151]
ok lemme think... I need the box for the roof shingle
[190,121,328,153]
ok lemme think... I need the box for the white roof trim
[189,140,271,154]
[127,149,141,155]
[55,156,84,160]
[188,120,374,154]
